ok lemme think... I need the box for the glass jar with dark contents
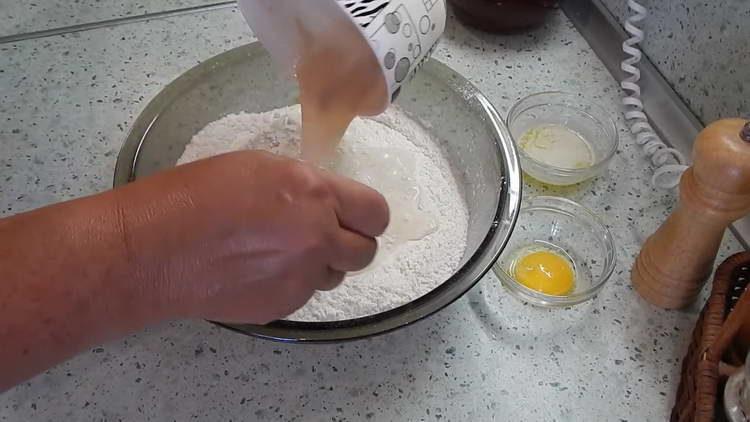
[449,0,557,33]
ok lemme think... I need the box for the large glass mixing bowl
[114,42,521,342]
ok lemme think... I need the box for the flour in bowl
[178,105,469,321]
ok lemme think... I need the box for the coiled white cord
[621,0,688,189]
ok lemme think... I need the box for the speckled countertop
[0,6,745,422]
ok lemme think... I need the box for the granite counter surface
[0,6,743,421]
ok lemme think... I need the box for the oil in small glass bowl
[507,91,618,186]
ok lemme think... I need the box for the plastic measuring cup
[237,0,447,109]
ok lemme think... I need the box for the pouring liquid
[293,20,437,269]
[295,18,387,163]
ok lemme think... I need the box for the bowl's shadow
[466,273,600,345]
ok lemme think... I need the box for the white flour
[178,105,469,321]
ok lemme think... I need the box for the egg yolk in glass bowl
[512,247,575,296]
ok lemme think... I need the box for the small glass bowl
[493,196,616,307]
[507,91,618,186]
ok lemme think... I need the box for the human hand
[115,150,389,324]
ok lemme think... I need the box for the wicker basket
[672,252,750,422]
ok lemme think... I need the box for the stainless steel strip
[0,1,237,45]
[560,0,750,250]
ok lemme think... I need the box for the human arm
[0,150,388,391]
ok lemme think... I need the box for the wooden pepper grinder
[632,119,750,309]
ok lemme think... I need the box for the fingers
[317,269,346,291]
[329,229,378,273]
[320,171,390,238]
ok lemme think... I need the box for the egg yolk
[514,250,575,296]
